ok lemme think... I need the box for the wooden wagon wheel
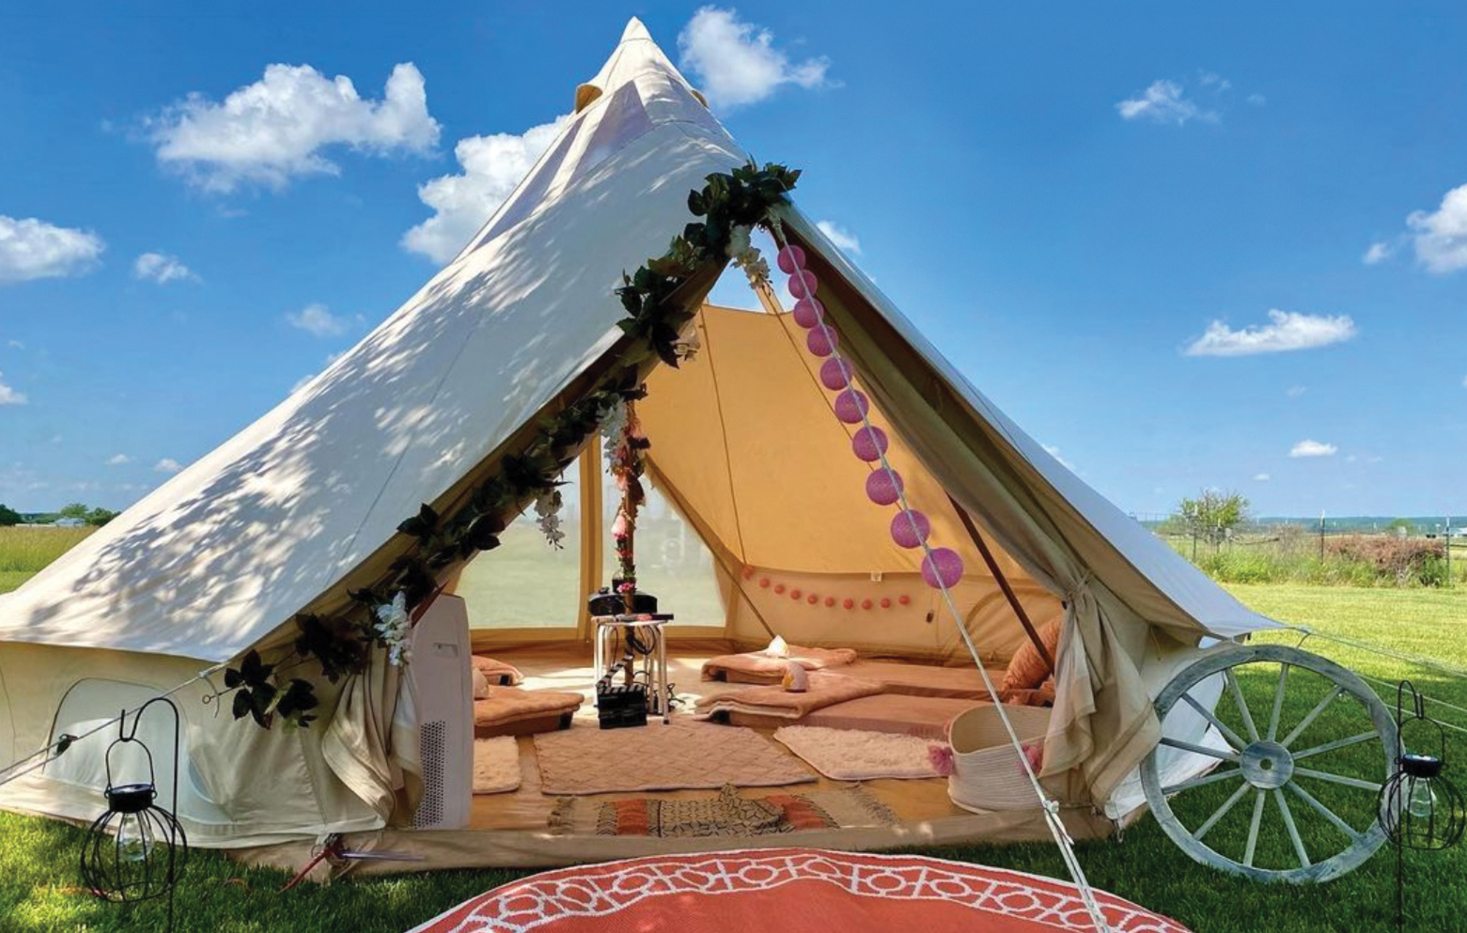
[1140,643,1397,883]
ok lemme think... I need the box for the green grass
[2,540,1466,928]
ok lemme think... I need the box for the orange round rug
[410,848,1191,932]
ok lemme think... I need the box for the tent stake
[947,495,1054,675]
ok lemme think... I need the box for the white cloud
[154,458,183,474]
[1184,309,1356,357]
[1285,385,1307,398]
[133,251,197,284]
[1406,183,1467,274]
[1253,472,1270,481]
[677,6,831,110]
[106,454,131,466]
[148,62,440,192]
[1246,93,1267,107]
[1289,439,1337,458]
[401,115,570,264]
[816,220,861,254]
[1462,374,1467,389]
[1362,241,1392,265]
[0,215,105,283]
[1042,444,1076,471]
[1198,71,1231,92]
[6,340,22,349]
[1116,80,1217,125]
[0,372,26,406]
[285,303,359,337]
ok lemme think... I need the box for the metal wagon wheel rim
[1141,643,1397,883]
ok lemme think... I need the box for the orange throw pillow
[1001,619,1062,694]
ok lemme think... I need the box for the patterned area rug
[408,848,1193,933]
[472,737,521,795]
[548,784,896,838]
[533,719,814,794]
[772,725,945,780]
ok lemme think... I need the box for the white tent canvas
[0,19,1274,863]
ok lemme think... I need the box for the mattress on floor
[800,694,984,741]
[841,661,1005,700]
[474,686,583,738]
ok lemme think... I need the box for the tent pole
[946,495,1054,675]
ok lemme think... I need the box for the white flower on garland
[534,488,566,549]
[726,224,771,290]
[374,592,413,666]
[674,326,701,363]
[601,402,628,469]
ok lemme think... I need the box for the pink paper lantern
[792,297,824,329]
[820,357,852,391]
[898,594,911,606]
[890,509,931,549]
[834,389,869,424]
[790,588,802,600]
[759,577,771,589]
[807,324,838,357]
[842,598,854,610]
[824,596,836,607]
[861,598,873,610]
[880,597,892,609]
[851,426,888,462]
[787,269,818,300]
[921,547,965,589]
[865,467,904,506]
[776,245,806,275]
[807,594,818,605]
[774,583,786,595]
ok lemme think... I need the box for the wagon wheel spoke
[1141,644,1396,884]
[1266,663,1291,741]
[1180,692,1248,750]
[1243,789,1267,867]
[1286,779,1364,842]
[1163,767,1242,795]
[1224,669,1261,742]
[1273,788,1311,868]
[1159,736,1240,763]
[1293,766,1382,793]
[1292,731,1378,762]
[1281,685,1345,748]
[1195,779,1254,842]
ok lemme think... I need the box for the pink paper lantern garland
[851,426,888,462]
[820,357,852,391]
[890,509,931,549]
[779,241,964,592]
[833,389,869,424]
[865,467,904,506]
[792,298,824,329]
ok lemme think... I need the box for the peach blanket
[695,672,882,721]
[701,645,858,683]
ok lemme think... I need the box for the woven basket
[946,704,1052,813]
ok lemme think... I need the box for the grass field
[1,535,1465,929]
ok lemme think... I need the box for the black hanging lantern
[80,696,188,924]
[1377,681,1466,849]
[1377,681,1464,931]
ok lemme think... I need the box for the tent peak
[619,17,653,43]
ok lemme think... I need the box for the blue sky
[1,2,1463,517]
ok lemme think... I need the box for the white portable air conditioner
[406,594,474,830]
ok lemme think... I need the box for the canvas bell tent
[0,19,1279,871]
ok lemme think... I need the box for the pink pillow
[1001,620,1061,694]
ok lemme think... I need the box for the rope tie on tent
[767,220,1112,933]
[1062,569,1094,607]
[0,665,221,791]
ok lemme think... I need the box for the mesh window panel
[456,470,583,630]
[413,719,446,828]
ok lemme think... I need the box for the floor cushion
[474,685,582,738]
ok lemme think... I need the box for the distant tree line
[0,503,118,527]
